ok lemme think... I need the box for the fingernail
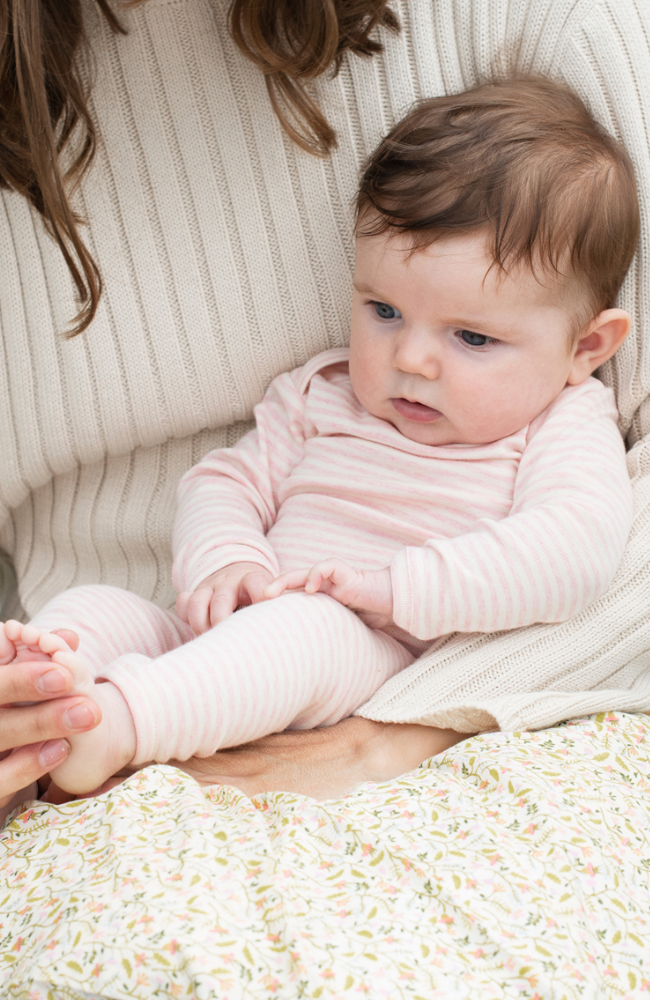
[64,703,98,729]
[37,668,70,694]
[39,739,70,767]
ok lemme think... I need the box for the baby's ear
[567,309,631,385]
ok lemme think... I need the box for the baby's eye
[372,301,401,320]
[458,329,493,348]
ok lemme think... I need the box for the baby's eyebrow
[451,319,503,335]
[353,281,382,295]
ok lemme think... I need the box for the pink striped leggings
[30,585,415,764]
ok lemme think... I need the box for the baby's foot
[3,623,136,795]
[0,619,79,664]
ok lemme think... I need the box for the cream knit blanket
[1,0,649,731]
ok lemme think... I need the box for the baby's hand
[176,563,275,635]
[265,560,394,630]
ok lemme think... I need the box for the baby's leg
[18,589,413,794]
[4,585,193,793]
[29,584,194,671]
[99,591,415,764]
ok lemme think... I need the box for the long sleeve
[390,383,633,640]
[172,370,307,593]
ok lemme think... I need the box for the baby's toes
[3,619,24,643]
[7,622,65,662]
[18,623,43,648]
[51,649,94,693]
[0,623,16,665]
[37,631,73,656]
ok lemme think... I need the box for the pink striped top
[173,348,633,641]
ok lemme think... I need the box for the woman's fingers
[0,664,100,808]
[0,739,70,819]
[0,696,101,755]
[0,658,73,705]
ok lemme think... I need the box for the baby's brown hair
[356,76,639,328]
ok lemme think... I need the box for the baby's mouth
[390,397,442,423]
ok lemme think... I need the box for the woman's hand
[265,561,394,629]
[177,718,467,799]
[176,562,275,635]
[0,658,102,824]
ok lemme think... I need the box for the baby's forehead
[358,229,571,293]
[356,229,592,335]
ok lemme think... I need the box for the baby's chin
[366,396,509,446]
[388,410,515,447]
[389,413,464,446]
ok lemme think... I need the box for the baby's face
[349,232,588,446]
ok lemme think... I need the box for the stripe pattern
[32,584,413,762]
[174,350,633,640]
[2,0,650,730]
[28,349,631,762]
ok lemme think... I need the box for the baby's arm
[173,370,307,626]
[267,384,631,640]
[391,383,633,640]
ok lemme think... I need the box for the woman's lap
[2,711,650,998]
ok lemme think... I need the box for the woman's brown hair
[229,0,398,156]
[0,0,126,336]
[0,0,397,337]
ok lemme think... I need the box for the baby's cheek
[455,384,526,443]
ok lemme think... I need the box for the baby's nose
[394,332,441,379]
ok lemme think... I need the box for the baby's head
[349,76,639,445]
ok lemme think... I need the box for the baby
[1,76,638,794]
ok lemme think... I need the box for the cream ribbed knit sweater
[1,0,650,731]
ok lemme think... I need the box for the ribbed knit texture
[2,0,650,731]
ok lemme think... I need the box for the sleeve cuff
[390,547,441,640]
[390,549,416,634]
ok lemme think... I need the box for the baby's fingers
[304,560,355,594]
[208,587,239,627]
[175,591,191,624]
[304,565,328,593]
[185,587,216,635]
[264,569,310,599]
[239,569,274,606]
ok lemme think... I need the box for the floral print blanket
[2,711,650,998]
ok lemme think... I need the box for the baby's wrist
[365,567,393,614]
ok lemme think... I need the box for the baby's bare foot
[3,622,136,794]
[0,619,79,665]
[48,650,136,794]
